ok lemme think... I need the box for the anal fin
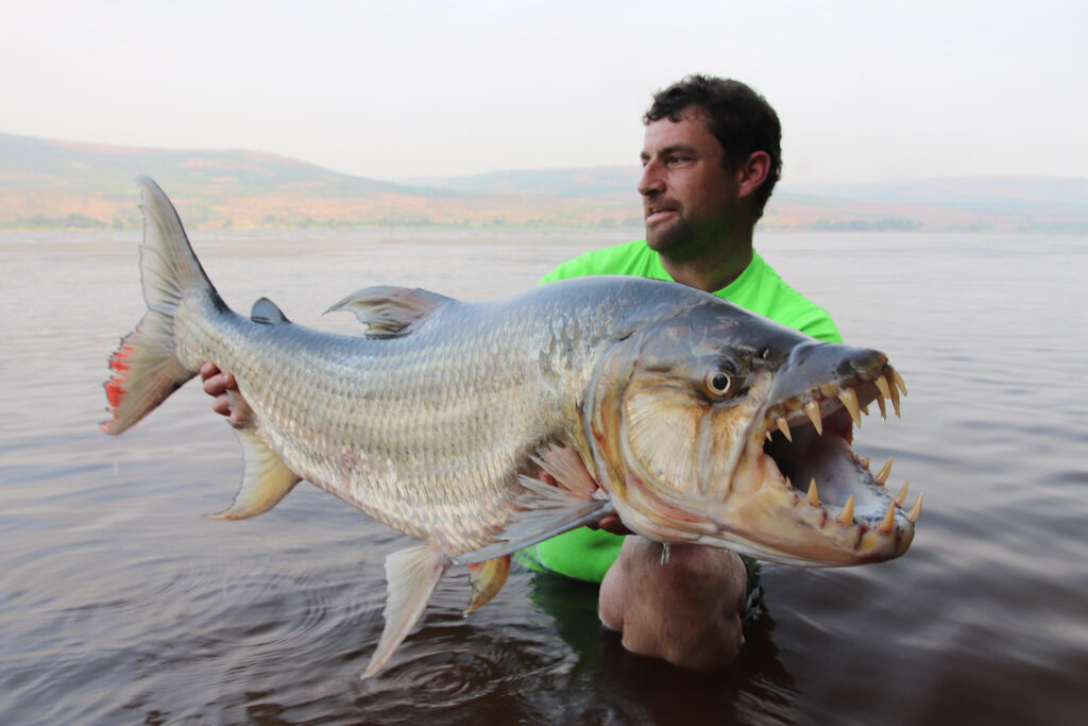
[363,544,451,678]
[204,428,301,520]
[466,555,511,613]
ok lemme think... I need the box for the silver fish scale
[170,281,660,554]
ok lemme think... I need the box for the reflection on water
[1,230,1087,724]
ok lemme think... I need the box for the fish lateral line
[101,177,920,679]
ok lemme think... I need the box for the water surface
[2,230,1086,724]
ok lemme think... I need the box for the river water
[1,229,1086,725]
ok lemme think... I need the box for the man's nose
[638,162,664,197]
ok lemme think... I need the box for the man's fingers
[199,362,219,382]
[211,393,232,417]
[202,373,222,396]
[591,512,632,535]
[202,371,237,397]
[203,368,239,421]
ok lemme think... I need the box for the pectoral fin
[451,476,615,566]
[466,555,511,613]
[363,544,451,678]
[532,443,600,498]
[204,428,301,520]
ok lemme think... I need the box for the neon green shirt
[519,239,842,582]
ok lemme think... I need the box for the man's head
[644,76,782,220]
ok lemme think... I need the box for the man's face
[639,109,741,258]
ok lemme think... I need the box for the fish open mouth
[587,308,920,566]
[745,355,919,560]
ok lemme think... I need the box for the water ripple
[4,231,1088,724]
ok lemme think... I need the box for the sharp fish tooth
[890,384,902,418]
[837,495,855,525]
[807,479,819,506]
[906,492,924,523]
[894,480,910,506]
[875,456,894,485]
[875,394,887,420]
[861,455,871,469]
[891,368,908,397]
[878,502,897,533]
[861,404,870,416]
[875,375,892,401]
[776,417,793,442]
[804,400,823,435]
[839,388,862,428]
[766,431,773,442]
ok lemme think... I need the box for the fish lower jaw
[715,438,915,565]
[704,485,916,566]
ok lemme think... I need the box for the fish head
[583,298,915,567]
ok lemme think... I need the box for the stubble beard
[646,213,715,265]
[647,198,748,267]
[647,212,692,255]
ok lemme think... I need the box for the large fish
[103,178,919,676]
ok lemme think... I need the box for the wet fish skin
[101,179,651,674]
[103,178,916,677]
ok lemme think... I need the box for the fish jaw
[716,343,915,565]
[705,348,915,566]
[586,303,918,567]
[690,407,915,566]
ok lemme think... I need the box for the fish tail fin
[101,177,223,435]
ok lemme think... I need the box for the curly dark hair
[644,75,782,220]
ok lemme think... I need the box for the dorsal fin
[250,297,290,325]
[324,285,454,338]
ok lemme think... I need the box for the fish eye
[704,369,733,398]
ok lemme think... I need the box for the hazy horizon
[8,129,1085,190]
[1,1,1085,185]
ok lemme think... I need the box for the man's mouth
[645,204,678,225]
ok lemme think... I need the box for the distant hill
[406,166,639,198]
[412,166,1088,233]
[0,132,640,230]
[1,131,1084,232]
[788,178,1088,210]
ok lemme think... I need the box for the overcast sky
[1,1,1084,184]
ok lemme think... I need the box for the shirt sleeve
[540,256,588,285]
[794,307,843,344]
[539,266,564,284]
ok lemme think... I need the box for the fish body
[104,178,917,676]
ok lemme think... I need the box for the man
[202,75,840,671]
[517,75,841,669]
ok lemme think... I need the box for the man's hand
[199,362,249,428]
[590,511,631,536]
[599,537,747,670]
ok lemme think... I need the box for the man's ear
[736,151,771,198]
